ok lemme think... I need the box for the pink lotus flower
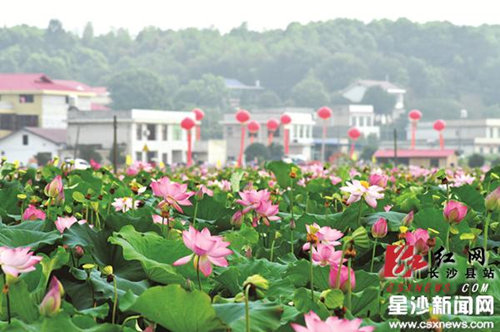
[173,226,232,277]
[126,161,153,176]
[236,189,271,214]
[405,229,429,254]
[22,204,46,221]
[253,199,280,226]
[195,184,213,199]
[340,180,384,208]
[151,177,194,213]
[112,197,139,213]
[291,311,374,332]
[0,247,42,277]
[330,175,342,185]
[371,217,388,238]
[44,175,64,203]
[54,216,87,233]
[39,276,63,317]
[369,173,388,187]
[90,159,101,170]
[443,200,468,224]
[384,205,393,212]
[303,223,343,251]
[311,243,344,267]
[329,263,356,292]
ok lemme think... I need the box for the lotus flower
[112,197,139,213]
[371,217,388,238]
[405,228,430,254]
[39,276,64,317]
[90,159,101,170]
[22,204,46,221]
[311,244,344,267]
[368,173,388,187]
[303,223,343,251]
[195,184,213,199]
[44,175,64,203]
[54,216,86,233]
[253,199,280,226]
[292,311,373,332]
[443,200,467,224]
[151,177,194,213]
[340,180,384,208]
[329,263,356,292]
[236,189,272,214]
[402,211,414,226]
[173,226,232,277]
[291,311,374,332]
[0,247,42,277]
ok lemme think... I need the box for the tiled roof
[24,127,67,144]
[0,73,78,92]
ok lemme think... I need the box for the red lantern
[408,109,422,149]
[280,113,292,155]
[181,117,196,166]
[317,106,332,120]
[347,127,361,159]
[192,108,205,141]
[266,119,279,145]
[433,119,446,150]
[236,109,251,166]
[247,120,260,144]
[317,106,332,162]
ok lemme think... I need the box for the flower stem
[112,276,118,324]
[289,183,295,256]
[244,284,251,332]
[3,274,11,324]
[196,256,202,291]
[335,244,346,289]
[483,212,491,260]
[445,226,450,251]
[193,201,199,227]
[347,258,352,311]
[356,203,362,227]
[370,238,378,273]
[270,238,276,262]
[309,249,314,302]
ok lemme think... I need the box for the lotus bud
[39,277,63,317]
[243,274,269,299]
[485,187,500,212]
[102,265,114,276]
[371,217,388,238]
[443,200,468,224]
[402,211,414,226]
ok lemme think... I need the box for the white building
[220,108,315,161]
[0,127,66,165]
[341,79,406,121]
[67,109,195,164]
[405,119,500,155]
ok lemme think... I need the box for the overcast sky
[2,0,499,35]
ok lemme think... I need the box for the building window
[136,124,142,140]
[162,125,168,141]
[19,94,34,103]
[359,116,365,127]
[226,126,233,137]
[135,151,142,161]
[147,151,158,162]
[17,115,38,128]
[146,124,156,141]
[0,114,15,130]
[173,125,182,140]
[367,117,372,126]
[430,158,439,167]
[22,134,28,145]
[162,153,168,164]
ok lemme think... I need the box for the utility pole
[393,128,398,167]
[113,115,117,174]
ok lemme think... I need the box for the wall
[0,130,60,165]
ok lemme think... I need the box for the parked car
[64,158,90,170]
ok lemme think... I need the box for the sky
[2,0,499,35]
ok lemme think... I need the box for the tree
[291,75,329,107]
[268,143,284,160]
[256,91,282,107]
[361,86,396,114]
[108,69,168,110]
[245,143,270,163]
[78,145,102,163]
[108,144,126,166]
[468,154,485,168]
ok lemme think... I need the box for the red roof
[54,80,108,95]
[374,149,455,158]
[0,73,79,92]
[90,103,111,111]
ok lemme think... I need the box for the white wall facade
[0,130,61,165]
[41,95,68,129]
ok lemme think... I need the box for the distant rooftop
[24,127,67,144]
[0,73,79,92]
[54,79,108,95]
[224,78,263,90]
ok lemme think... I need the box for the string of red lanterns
[192,108,205,141]
[247,120,260,144]
[433,119,446,150]
[316,106,332,162]
[347,127,361,159]
[408,109,422,150]
[266,118,279,146]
